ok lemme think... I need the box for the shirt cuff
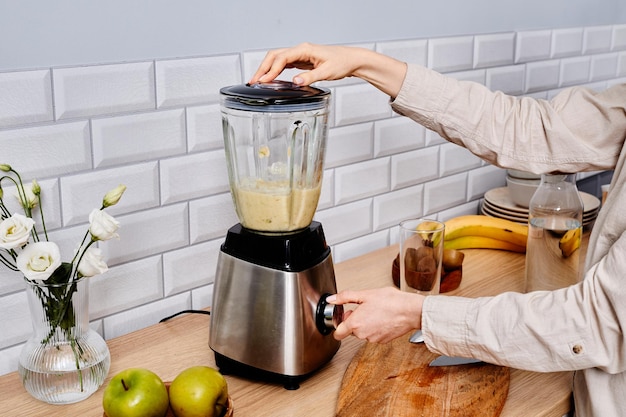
[421,294,475,357]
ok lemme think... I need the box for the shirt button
[572,344,583,354]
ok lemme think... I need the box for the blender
[209,81,343,389]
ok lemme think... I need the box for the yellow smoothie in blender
[234,178,321,232]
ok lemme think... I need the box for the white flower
[16,182,38,209]
[89,209,120,241]
[102,184,126,208]
[16,241,62,281]
[0,213,35,250]
[77,247,108,277]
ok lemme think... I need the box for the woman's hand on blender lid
[249,43,362,86]
[249,43,407,99]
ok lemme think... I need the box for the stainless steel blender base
[209,249,341,388]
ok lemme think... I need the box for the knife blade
[408,330,424,344]
[429,355,483,367]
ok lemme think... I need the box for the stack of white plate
[481,187,601,228]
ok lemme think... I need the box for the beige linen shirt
[391,64,626,417]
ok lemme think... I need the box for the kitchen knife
[409,330,424,344]
[429,355,483,366]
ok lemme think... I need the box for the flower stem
[70,338,85,392]
[71,240,95,280]
[10,169,32,218]
[0,196,11,218]
[0,252,18,269]
[36,194,49,242]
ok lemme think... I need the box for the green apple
[102,368,169,417]
[169,366,229,417]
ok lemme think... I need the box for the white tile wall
[613,24,626,50]
[155,55,241,108]
[53,62,156,120]
[439,143,482,176]
[188,193,238,243]
[315,199,373,245]
[91,109,187,168]
[333,230,390,264]
[61,162,160,225]
[163,240,222,297]
[334,158,390,205]
[160,150,230,204]
[423,173,469,215]
[324,123,374,168]
[373,184,424,231]
[391,147,439,190]
[0,70,53,127]
[515,30,552,63]
[428,36,475,73]
[525,60,561,93]
[559,56,592,87]
[334,83,392,126]
[186,104,224,152]
[583,26,613,55]
[551,28,584,58]
[191,284,214,311]
[90,256,163,319]
[103,292,191,340]
[467,165,507,200]
[486,65,525,95]
[0,292,30,349]
[376,39,428,66]
[618,52,626,77]
[450,68,486,85]
[101,204,189,265]
[590,53,619,81]
[473,32,515,69]
[374,117,425,157]
[1,24,625,375]
[0,122,91,179]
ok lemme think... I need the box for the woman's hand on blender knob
[326,287,424,343]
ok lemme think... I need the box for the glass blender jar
[220,80,330,233]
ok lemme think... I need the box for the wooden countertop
[0,244,575,417]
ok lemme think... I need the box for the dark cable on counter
[159,309,210,323]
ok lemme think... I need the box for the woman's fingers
[249,44,313,84]
[326,290,365,306]
[249,43,351,86]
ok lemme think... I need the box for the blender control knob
[316,293,344,335]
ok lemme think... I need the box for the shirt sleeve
[391,64,626,174]
[422,229,626,373]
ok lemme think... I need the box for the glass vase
[18,276,110,404]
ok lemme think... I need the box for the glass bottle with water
[525,174,584,292]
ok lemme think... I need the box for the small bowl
[506,175,540,208]
[392,255,400,287]
[506,169,541,180]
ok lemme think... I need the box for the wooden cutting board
[336,335,510,417]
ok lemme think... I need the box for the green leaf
[48,262,73,285]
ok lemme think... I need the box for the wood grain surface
[337,335,509,417]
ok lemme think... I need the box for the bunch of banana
[559,227,581,257]
[443,215,528,253]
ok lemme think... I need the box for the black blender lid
[220,80,330,112]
